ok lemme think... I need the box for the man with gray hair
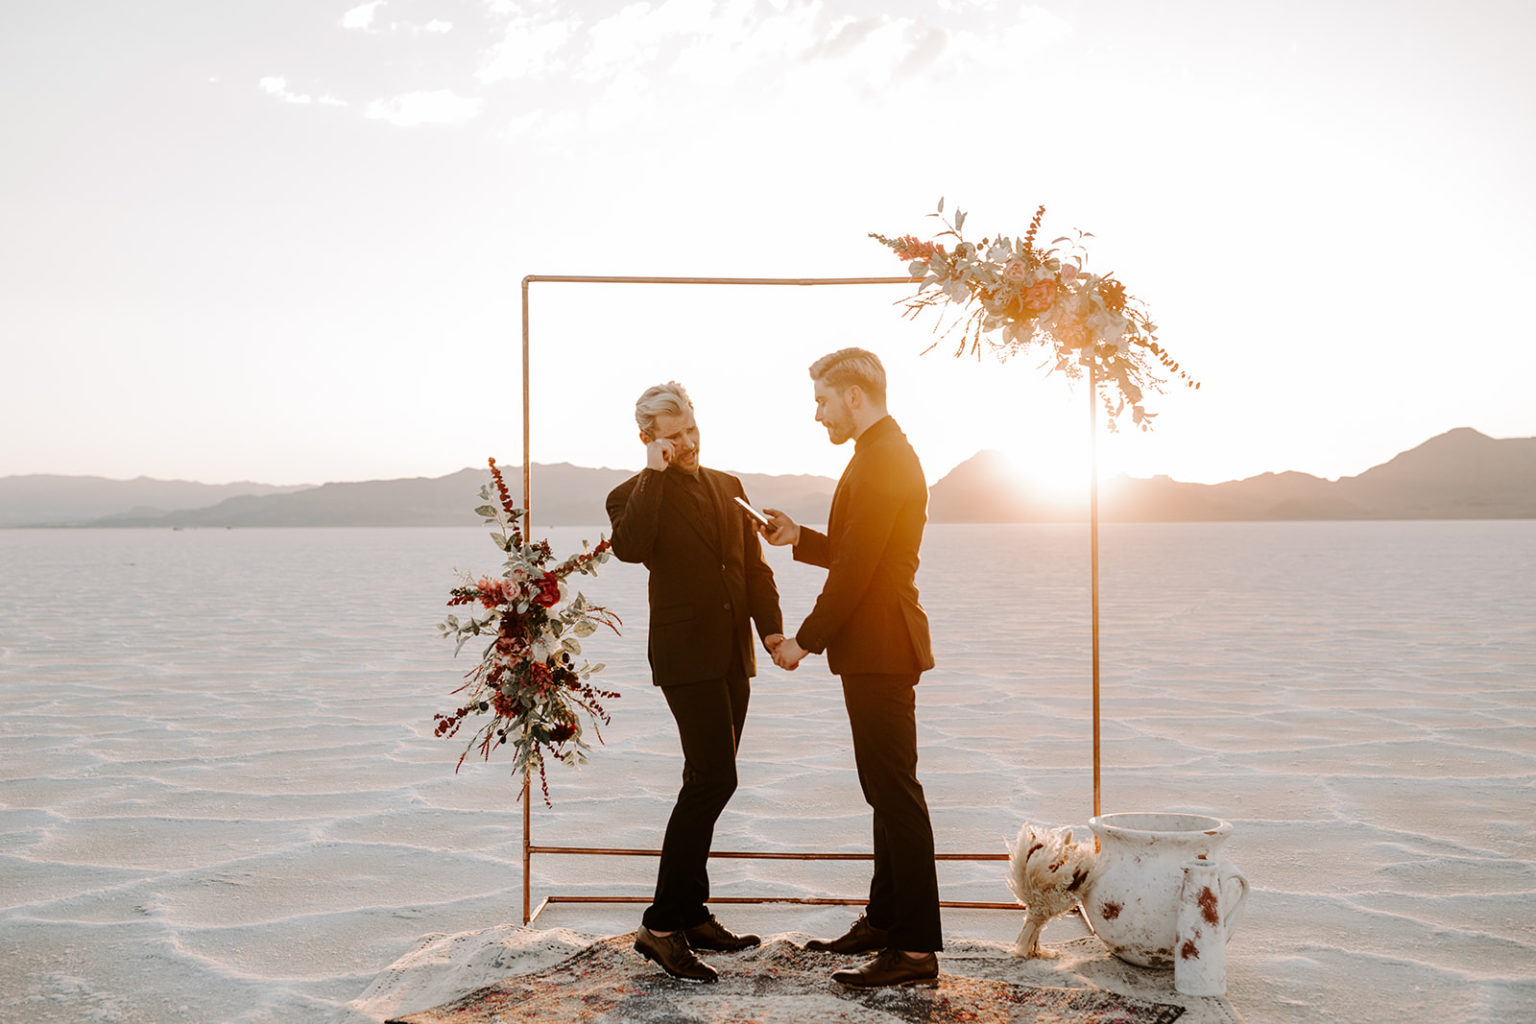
[763,348,942,988]
[606,380,785,983]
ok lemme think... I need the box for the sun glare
[997,445,1094,500]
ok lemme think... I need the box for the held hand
[764,633,785,655]
[772,637,807,671]
[761,508,801,547]
[645,438,676,472]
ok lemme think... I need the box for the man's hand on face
[772,637,806,671]
[645,438,676,471]
[761,508,801,547]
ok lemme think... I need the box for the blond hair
[634,381,693,438]
[808,348,886,402]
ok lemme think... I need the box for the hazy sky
[4,0,1533,491]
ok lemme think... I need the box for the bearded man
[763,348,942,988]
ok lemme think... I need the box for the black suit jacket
[607,466,783,687]
[792,416,935,677]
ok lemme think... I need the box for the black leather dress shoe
[804,913,890,954]
[633,927,719,983]
[831,948,939,988]
[683,914,761,952]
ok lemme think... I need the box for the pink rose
[1001,261,1029,283]
[1023,278,1058,313]
[1059,263,1079,282]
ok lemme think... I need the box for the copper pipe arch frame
[516,273,1103,924]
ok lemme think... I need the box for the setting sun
[995,443,1096,501]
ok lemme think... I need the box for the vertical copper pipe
[520,276,533,925]
[1089,363,1101,820]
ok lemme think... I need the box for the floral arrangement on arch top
[872,199,1197,430]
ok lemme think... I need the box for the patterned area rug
[386,934,1185,1024]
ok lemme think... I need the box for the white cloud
[341,1,385,31]
[423,20,453,33]
[474,1,1076,149]
[259,76,349,108]
[478,14,579,81]
[559,1,1070,95]
[364,90,485,126]
[575,0,740,82]
[259,76,313,104]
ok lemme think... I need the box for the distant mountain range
[0,464,839,529]
[930,428,1536,522]
[0,475,311,528]
[3,428,1533,528]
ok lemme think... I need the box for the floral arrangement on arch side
[872,199,1198,430]
[435,457,620,806]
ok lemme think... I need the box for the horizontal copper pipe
[529,844,1008,862]
[527,894,1028,924]
[524,274,913,287]
[535,896,1021,910]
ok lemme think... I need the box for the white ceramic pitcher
[1081,812,1248,968]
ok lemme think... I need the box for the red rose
[548,722,575,744]
[528,662,554,693]
[475,577,507,609]
[533,574,561,608]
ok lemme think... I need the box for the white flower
[1088,310,1128,348]
[987,240,1012,262]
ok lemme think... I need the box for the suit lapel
[829,453,855,534]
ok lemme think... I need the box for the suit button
[723,602,732,610]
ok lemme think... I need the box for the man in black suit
[764,348,942,988]
[606,381,785,983]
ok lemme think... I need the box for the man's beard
[824,414,853,445]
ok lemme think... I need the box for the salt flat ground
[1,520,1533,1023]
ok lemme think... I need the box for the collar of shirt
[855,415,898,452]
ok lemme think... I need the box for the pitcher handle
[1219,866,1249,934]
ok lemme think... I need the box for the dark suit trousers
[642,669,749,931]
[842,672,943,952]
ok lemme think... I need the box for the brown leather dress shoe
[633,927,719,983]
[804,913,890,954]
[683,914,761,952]
[831,948,939,988]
